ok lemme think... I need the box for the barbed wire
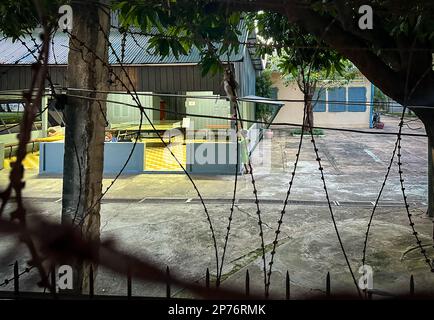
[263,14,337,297]
[265,96,307,296]
[216,70,240,287]
[0,265,35,288]
[64,24,222,277]
[51,28,59,65]
[0,105,48,134]
[361,110,402,269]
[0,15,53,292]
[223,83,267,293]
[0,90,428,138]
[100,19,223,278]
[12,27,85,234]
[361,42,434,299]
[57,88,420,108]
[69,6,266,291]
[311,117,363,297]
[67,23,267,290]
[1,4,433,296]
[396,113,433,270]
[61,76,427,296]
[61,92,428,138]
[0,32,47,81]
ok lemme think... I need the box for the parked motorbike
[373,112,384,129]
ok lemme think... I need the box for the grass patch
[290,128,324,136]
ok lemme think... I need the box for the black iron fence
[0,261,420,300]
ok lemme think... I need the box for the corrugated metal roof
[0,22,257,66]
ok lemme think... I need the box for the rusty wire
[361,43,434,286]
[0,3,433,299]
[64,22,222,279]
[0,6,52,291]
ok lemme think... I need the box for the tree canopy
[1,1,434,110]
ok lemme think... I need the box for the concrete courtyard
[0,115,433,299]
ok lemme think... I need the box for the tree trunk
[62,0,110,293]
[428,137,434,217]
[426,126,434,217]
[414,109,434,217]
[303,92,314,131]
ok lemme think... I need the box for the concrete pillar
[41,90,48,137]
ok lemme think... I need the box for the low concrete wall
[39,142,145,175]
[186,142,241,175]
[0,130,43,158]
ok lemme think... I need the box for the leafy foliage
[255,69,275,121]
[252,12,345,74]
[113,0,243,75]
[0,0,64,40]
[252,11,356,93]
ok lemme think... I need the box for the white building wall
[271,72,372,128]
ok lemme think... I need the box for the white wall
[106,92,160,126]
[271,72,372,128]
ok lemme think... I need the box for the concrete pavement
[0,115,433,298]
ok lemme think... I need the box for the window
[347,87,367,112]
[328,87,346,112]
[0,102,25,112]
[313,89,326,112]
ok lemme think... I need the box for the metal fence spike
[166,266,171,298]
[50,265,57,299]
[89,265,94,299]
[326,272,331,297]
[410,274,414,296]
[286,271,290,300]
[205,268,210,289]
[13,261,19,297]
[245,269,250,297]
[127,266,132,299]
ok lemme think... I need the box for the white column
[41,90,48,137]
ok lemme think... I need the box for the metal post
[326,272,331,298]
[205,268,210,289]
[285,271,290,300]
[51,265,57,299]
[166,266,171,298]
[245,270,250,297]
[13,261,19,297]
[89,265,94,299]
[127,267,132,299]
[410,275,414,296]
